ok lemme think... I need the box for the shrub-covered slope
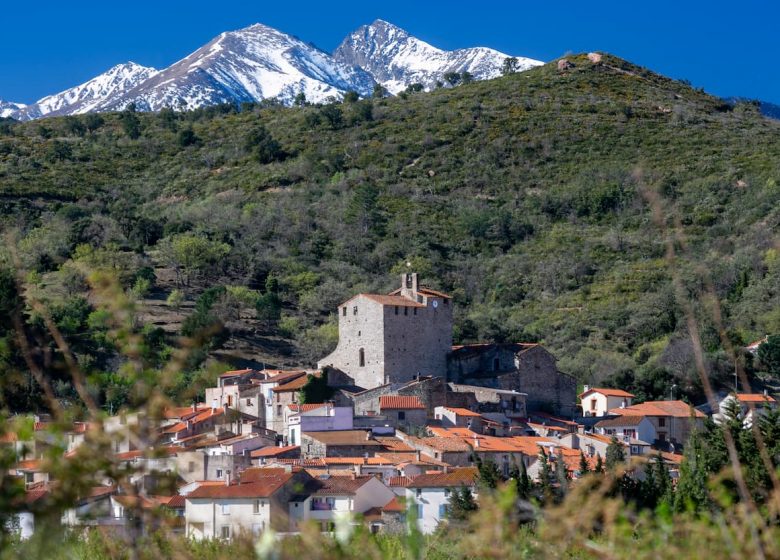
[1,53,779,408]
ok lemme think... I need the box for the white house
[579,387,635,417]
[716,393,778,428]
[286,404,354,446]
[405,467,478,534]
[594,415,657,445]
[290,474,395,532]
[185,468,309,539]
[434,407,484,430]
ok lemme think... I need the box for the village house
[286,403,354,446]
[185,468,313,539]
[594,415,657,445]
[268,373,318,434]
[434,406,484,431]
[609,400,705,450]
[716,393,778,427]
[377,396,427,427]
[405,467,478,534]
[289,474,396,532]
[301,430,387,459]
[579,387,635,417]
[204,369,266,421]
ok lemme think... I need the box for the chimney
[192,402,197,413]
[583,385,590,394]
[366,431,372,441]
[621,399,626,409]
[415,450,421,462]
[765,389,769,397]
[225,471,231,486]
[473,436,480,448]
[350,471,357,480]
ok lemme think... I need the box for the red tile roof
[610,400,705,418]
[313,475,375,496]
[387,287,452,299]
[387,476,413,488]
[218,369,255,378]
[187,474,294,499]
[379,396,425,410]
[273,374,317,393]
[594,416,647,428]
[287,403,327,413]
[407,467,478,488]
[303,430,383,446]
[250,445,300,458]
[580,387,635,398]
[165,495,186,508]
[382,496,405,512]
[736,393,776,404]
[442,407,482,417]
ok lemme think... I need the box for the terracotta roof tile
[610,400,705,418]
[594,416,647,428]
[188,474,294,499]
[250,445,300,458]
[736,393,776,404]
[442,407,482,417]
[218,369,256,378]
[304,430,383,446]
[379,396,425,410]
[313,475,375,495]
[387,476,413,488]
[580,387,635,398]
[407,467,478,488]
[273,374,319,392]
[382,496,405,512]
[287,403,327,413]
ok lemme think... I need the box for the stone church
[318,273,576,416]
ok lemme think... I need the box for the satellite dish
[432,300,439,308]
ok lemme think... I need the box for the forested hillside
[1,53,779,413]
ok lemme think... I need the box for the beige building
[609,400,705,448]
[318,273,453,390]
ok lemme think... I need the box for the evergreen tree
[578,451,590,476]
[371,83,387,98]
[447,486,478,521]
[595,453,604,473]
[673,427,710,513]
[757,335,780,375]
[501,57,520,75]
[517,458,531,499]
[538,449,554,503]
[555,452,569,498]
[654,453,672,505]
[245,125,283,164]
[477,458,503,490]
[605,436,626,471]
[120,106,141,139]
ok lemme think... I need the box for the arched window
[359,348,365,367]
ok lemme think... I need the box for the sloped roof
[250,445,300,458]
[404,436,471,452]
[610,400,705,418]
[312,475,376,496]
[387,476,413,488]
[287,403,327,413]
[595,416,647,428]
[379,396,425,410]
[218,369,256,378]
[580,387,635,399]
[303,430,383,446]
[407,467,478,488]
[359,294,425,308]
[735,393,776,404]
[387,286,452,300]
[273,374,318,393]
[442,407,481,417]
[382,496,405,512]
[187,475,294,499]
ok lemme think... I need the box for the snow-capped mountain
[98,24,376,112]
[12,62,157,120]
[0,100,25,118]
[334,19,543,94]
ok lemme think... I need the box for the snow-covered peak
[0,99,25,119]
[334,20,542,94]
[99,23,375,112]
[12,62,158,120]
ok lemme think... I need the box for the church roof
[387,286,452,299]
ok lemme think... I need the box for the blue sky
[0,0,777,104]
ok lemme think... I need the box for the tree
[342,90,359,103]
[595,453,604,473]
[405,83,424,94]
[673,427,710,513]
[555,452,569,498]
[120,105,141,139]
[476,458,502,490]
[319,104,344,129]
[345,184,383,235]
[517,458,532,499]
[245,125,283,164]
[461,71,473,84]
[605,436,626,471]
[578,451,590,476]
[293,92,308,107]
[84,113,104,133]
[502,57,520,75]
[446,486,478,521]
[537,449,554,502]
[443,72,461,86]
[757,335,780,375]
[177,127,200,147]
[372,84,387,98]
[298,373,334,404]
[157,234,231,287]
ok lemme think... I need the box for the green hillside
[1,53,779,411]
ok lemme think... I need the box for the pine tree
[477,458,502,490]
[447,486,478,521]
[538,449,554,503]
[605,436,626,471]
[595,453,604,473]
[578,451,590,476]
[517,458,531,499]
[673,426,709,513]
[555,451,569,498]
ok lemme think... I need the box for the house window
[359,348,365,367]
[253,500,262,514]
[227,395,232,407]
[342,307,347,316]
[404,307,408,316]
[590,399,597,411]
[416,504,423,518]
[221,526,230,539]
[413,308,417,315]
[353,306,358,315]
[188,461,195,473]
[216,469,223,479]
[395,306,399,315]
[658,418,666,427]
[25,472,34,484]
[438,504,447,519]
[416,489,422,498]
[658,432,667,441]
[311,497,336,511]
[398,411,406,421]
[221,503,230,515]
[277,405,282,416]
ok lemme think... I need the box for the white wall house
[286,405,354,446]
[594,415,657,445]
[716,393,778,428]
[579,387,635,417]
[404,468,478,534]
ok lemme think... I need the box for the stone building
[448,343,577,417]
[318,273,453,390]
